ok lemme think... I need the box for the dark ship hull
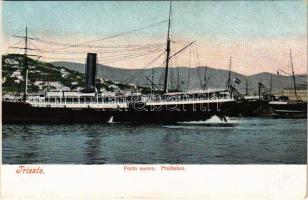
[111,100,237,123]
[2,99,237,124]
[2,101,113,123]
[227,98,268,117]
[269,101,307,118]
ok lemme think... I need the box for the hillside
[3,54,305,96]
[2,54,85,94]
[2,54,141,95]
[53,61,307,94]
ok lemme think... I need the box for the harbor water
[2,117,307,164]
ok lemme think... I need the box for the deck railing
[3,92,234,105]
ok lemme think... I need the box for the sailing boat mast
[289,49,298,100]
[163,1,172,94]
[23,25,29,101]
[225,56,232,89]
[269,73,272,92]
[203,65,207,90]
[245,77,248,95]
[176,65,180,91]
[151,67,154,92]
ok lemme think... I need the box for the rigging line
[83,41,174,50]
[48,19,168,51]
[40,54,87,59]
[10,47,37,51]
[99,48,164,60]
[103,49,164,63]
[41,49,163,64]
[11,46,18,54]
[10,48,31,56]
[31,46,164,56]
[30,45,88,58]
[193,46,203,88]
[29,36,77,47]
[97,47,165,55]
[277,69,291,76]
[122,51,165,84]
[12,35,37,40]
[103,51,161,64]
[100,45,164,55]
[11,29,24,38]
[92,43,166,50]
[8,39,24,48]
[194,43,201,67]
[41,56,86,61]
[32,41,165,54]
[169,50,177,90]
[27,40,43,52]
[31,49,96,55]
[170,58,176,90]
[187,47,192,91]
[28,30,40,39]
[43,46,164,55]
[174,54,180,91]
[173,41,193,46]
[6,39,25,53]
[161,41,195,65]
[121,51,165,84]
[33,37,166,49]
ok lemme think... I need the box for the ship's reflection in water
[3,125,41,163]
[84,129,104,164]
[2,117,307,164]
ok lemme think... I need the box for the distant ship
[268,49,307,118]
[2,3,243,124]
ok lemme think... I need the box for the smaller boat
[269,96,307,118]
[268,49,307,118]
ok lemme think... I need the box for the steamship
[2,4,242,124]
[2,52,239,123]
[268,50,307,118]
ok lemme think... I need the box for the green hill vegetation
[2,54,148,95]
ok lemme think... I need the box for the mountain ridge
[52,61,307,94]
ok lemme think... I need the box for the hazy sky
[2,1,307,75]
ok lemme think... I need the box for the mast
[225,56,232,89]
[23,25,29,101]
[245,77,248,95]
[187,48,192,91]
[176,66,180,91]
[151,67,154,92]
[203,65,207,90]
[269,73,272,92]
[163,1,172,94]
[289,49,298,100]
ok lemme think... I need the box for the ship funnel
[85,53,97,92]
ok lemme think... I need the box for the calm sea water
[2,117,307,164]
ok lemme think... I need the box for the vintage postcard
[1,0,307,199]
